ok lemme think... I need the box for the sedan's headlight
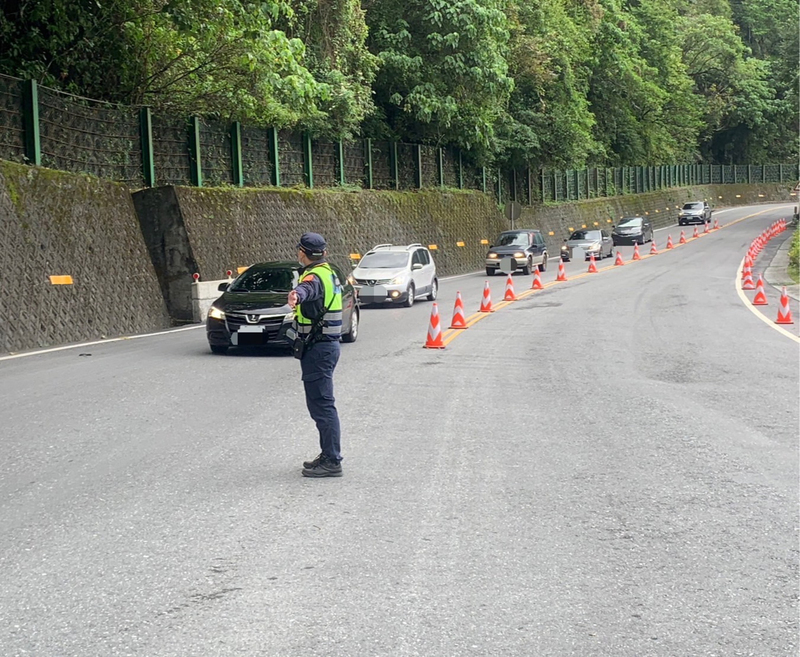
[513,252,525,258]
[487,252,498,259]
[589,243,601,251]
[390,275,407,285]
[208,306,226,320]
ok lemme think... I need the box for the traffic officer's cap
[297,232,327,257]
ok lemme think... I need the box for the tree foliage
[0,0,795,165]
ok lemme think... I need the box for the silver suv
[351,244,438,307]
[678,201,712,225]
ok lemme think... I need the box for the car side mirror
[611,225,616,229]
[412,263,423,271]
[218,283,229,292]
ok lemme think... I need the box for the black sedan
[206,261,359,354]
[611,216,654,245]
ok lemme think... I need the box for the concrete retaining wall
[0,161,171,354]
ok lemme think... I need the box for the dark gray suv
[485,229,548,275]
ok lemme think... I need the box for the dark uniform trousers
[300,340,342,462]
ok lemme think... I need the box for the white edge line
[0,324,205,362]
[735,256,799,344]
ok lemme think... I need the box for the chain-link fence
[1,73,797,205]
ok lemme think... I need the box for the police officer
[287,232,344,478]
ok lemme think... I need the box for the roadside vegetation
[788,229,800,284]
[0,0,796,167]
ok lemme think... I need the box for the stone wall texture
[0,161,171,353]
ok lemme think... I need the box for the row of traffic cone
[741,217,793,325]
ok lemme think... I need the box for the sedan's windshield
[616,218,642,228]
[229,268,296,293]
[569,230,601,240]
[683,203,703,209]
[358,252,409,269]
[496,233,530,247]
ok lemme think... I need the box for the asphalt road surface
[1,203,798,656]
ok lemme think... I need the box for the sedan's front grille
[226,313,285,328]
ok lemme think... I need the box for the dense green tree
[365,0,513,159]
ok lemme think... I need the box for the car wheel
[341,308,359,343]
[521,258,532,275]
[486,268,495,276]
[539,255,547,272]
[210,344,228,355]
[426,278,438,301]
[403,283,415,307]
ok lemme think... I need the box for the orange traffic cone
[450,292,468,329]
[614,251,625,266]
[556,259,568,281]
[692,226,699,239]
[741,269,755,290]
[530,268,543,290]
[650,240,659,255]
[752,275,768,305]
[423,302,445,349]
[775,287,794,324]
[679,230,687,244]
[479,281,494,312]
[666,235,674,249]
[703,221,710,234]
[632,243,641,260]
[587,254,598,273]
[503,274,517,301]
[741,260,752,281]
[713,219,720,230]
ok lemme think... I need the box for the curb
[764,228,799,301]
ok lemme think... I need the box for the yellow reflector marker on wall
[581,224,586,228]
[736,194,742,198]
[428,244,438,250]
[480,239,489,245]
[456,241,465,247]
[568,227,574,231]
[349,253,361,260]
[606,219,612,223]
[49,275,73,285]
[655,209,659,213]
[548,231,555,236]
[237,266,249,274]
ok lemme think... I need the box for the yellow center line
[439,208,788,348]
[735,255,799,343]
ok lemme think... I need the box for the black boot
[303,453,324,469]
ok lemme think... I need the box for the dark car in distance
[485,229,548,275]
[612,216,654,245]
[206,261,359,354]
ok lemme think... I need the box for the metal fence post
[22,79,41,166]
[303,132,313,188]
[437,147,444,188]
[553,170,558,202]
[458,150,463,190]
[747,164,751,184]
[390,141,398,190]
[338,139,346,186]
[527,167,532,204]
[230,121,243,187]
[365,138,373,189]
[139,107,155,187]
[779,163,783,182]
[497,167,502,203]
[762,163,766,184]
[416,144,423,188]
[482,166,487,194]
[269,127,280,186]
[189,116,202,187]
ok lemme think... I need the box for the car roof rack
[371,243,394,250]
[406,243,423,249]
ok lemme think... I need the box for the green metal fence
[0,73,797,203]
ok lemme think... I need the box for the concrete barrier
[192,279,230,323]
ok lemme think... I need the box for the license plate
[237,325,264,333]
[234,331,265,346]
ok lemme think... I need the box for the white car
[350,243,438,307]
